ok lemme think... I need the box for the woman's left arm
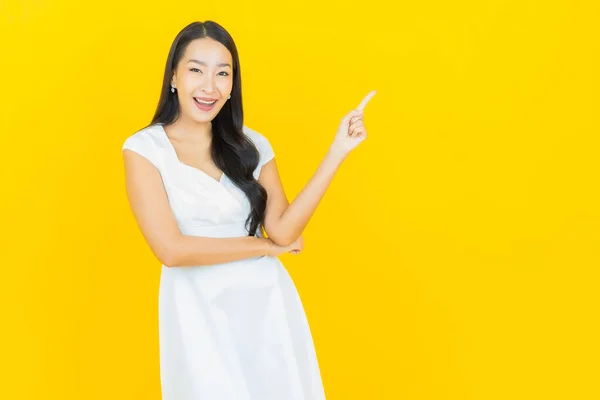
[259,90,376,247]
[258,147,348,247]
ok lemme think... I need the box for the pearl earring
[171,86,176,93]
[228,95,231,99]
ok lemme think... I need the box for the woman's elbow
[155,240,179,268]
[161,253,178,268]
[266,232,296,247]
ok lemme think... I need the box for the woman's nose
[202,76,216,92]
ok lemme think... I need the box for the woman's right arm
[123,149,290,267]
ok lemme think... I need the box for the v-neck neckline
[157,123,225,184]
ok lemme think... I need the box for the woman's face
[171,38,233,123]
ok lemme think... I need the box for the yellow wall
[2,1,599,398]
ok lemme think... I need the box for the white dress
[122,123,326,400]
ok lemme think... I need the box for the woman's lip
[193,97,217,111]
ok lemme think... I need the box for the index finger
[356,90,377,111]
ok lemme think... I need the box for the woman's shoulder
[242,125,269,145]
[122,124,162,148]
[242,125,275,180]
[121,124,163,168]
[242,125,274,155]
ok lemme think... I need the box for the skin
[123,37,375,267]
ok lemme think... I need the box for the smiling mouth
[193,97,218,112]
[194,98,217,106]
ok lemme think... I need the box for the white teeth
[195,98,216,105]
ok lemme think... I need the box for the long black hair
[147,21,267,237]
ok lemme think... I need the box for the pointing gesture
[356,90,377,111]
[331,90,376,156]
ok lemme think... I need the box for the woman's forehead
[184,38,232,65]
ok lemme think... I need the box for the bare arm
[169,235,270,267]
[123,149,274,267]
[260,90,376,247]
[259,148,347,247]
[258,90,375,246]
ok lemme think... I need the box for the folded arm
[123,149,273,267]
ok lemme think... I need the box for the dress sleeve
[122,133,160,170]
[245,127,275,180]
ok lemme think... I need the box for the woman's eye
[190,68,228,76]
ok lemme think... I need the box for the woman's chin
[193,110,219,122]
[191,106,222,121]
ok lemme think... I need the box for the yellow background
[2,0,599,398]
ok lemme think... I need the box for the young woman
[122,20,375,399]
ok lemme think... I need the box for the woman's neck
[166,118,212,145]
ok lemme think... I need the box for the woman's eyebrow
[187,59,231,68]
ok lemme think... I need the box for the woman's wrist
[258,237,276,256]
[326,145,349,164]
